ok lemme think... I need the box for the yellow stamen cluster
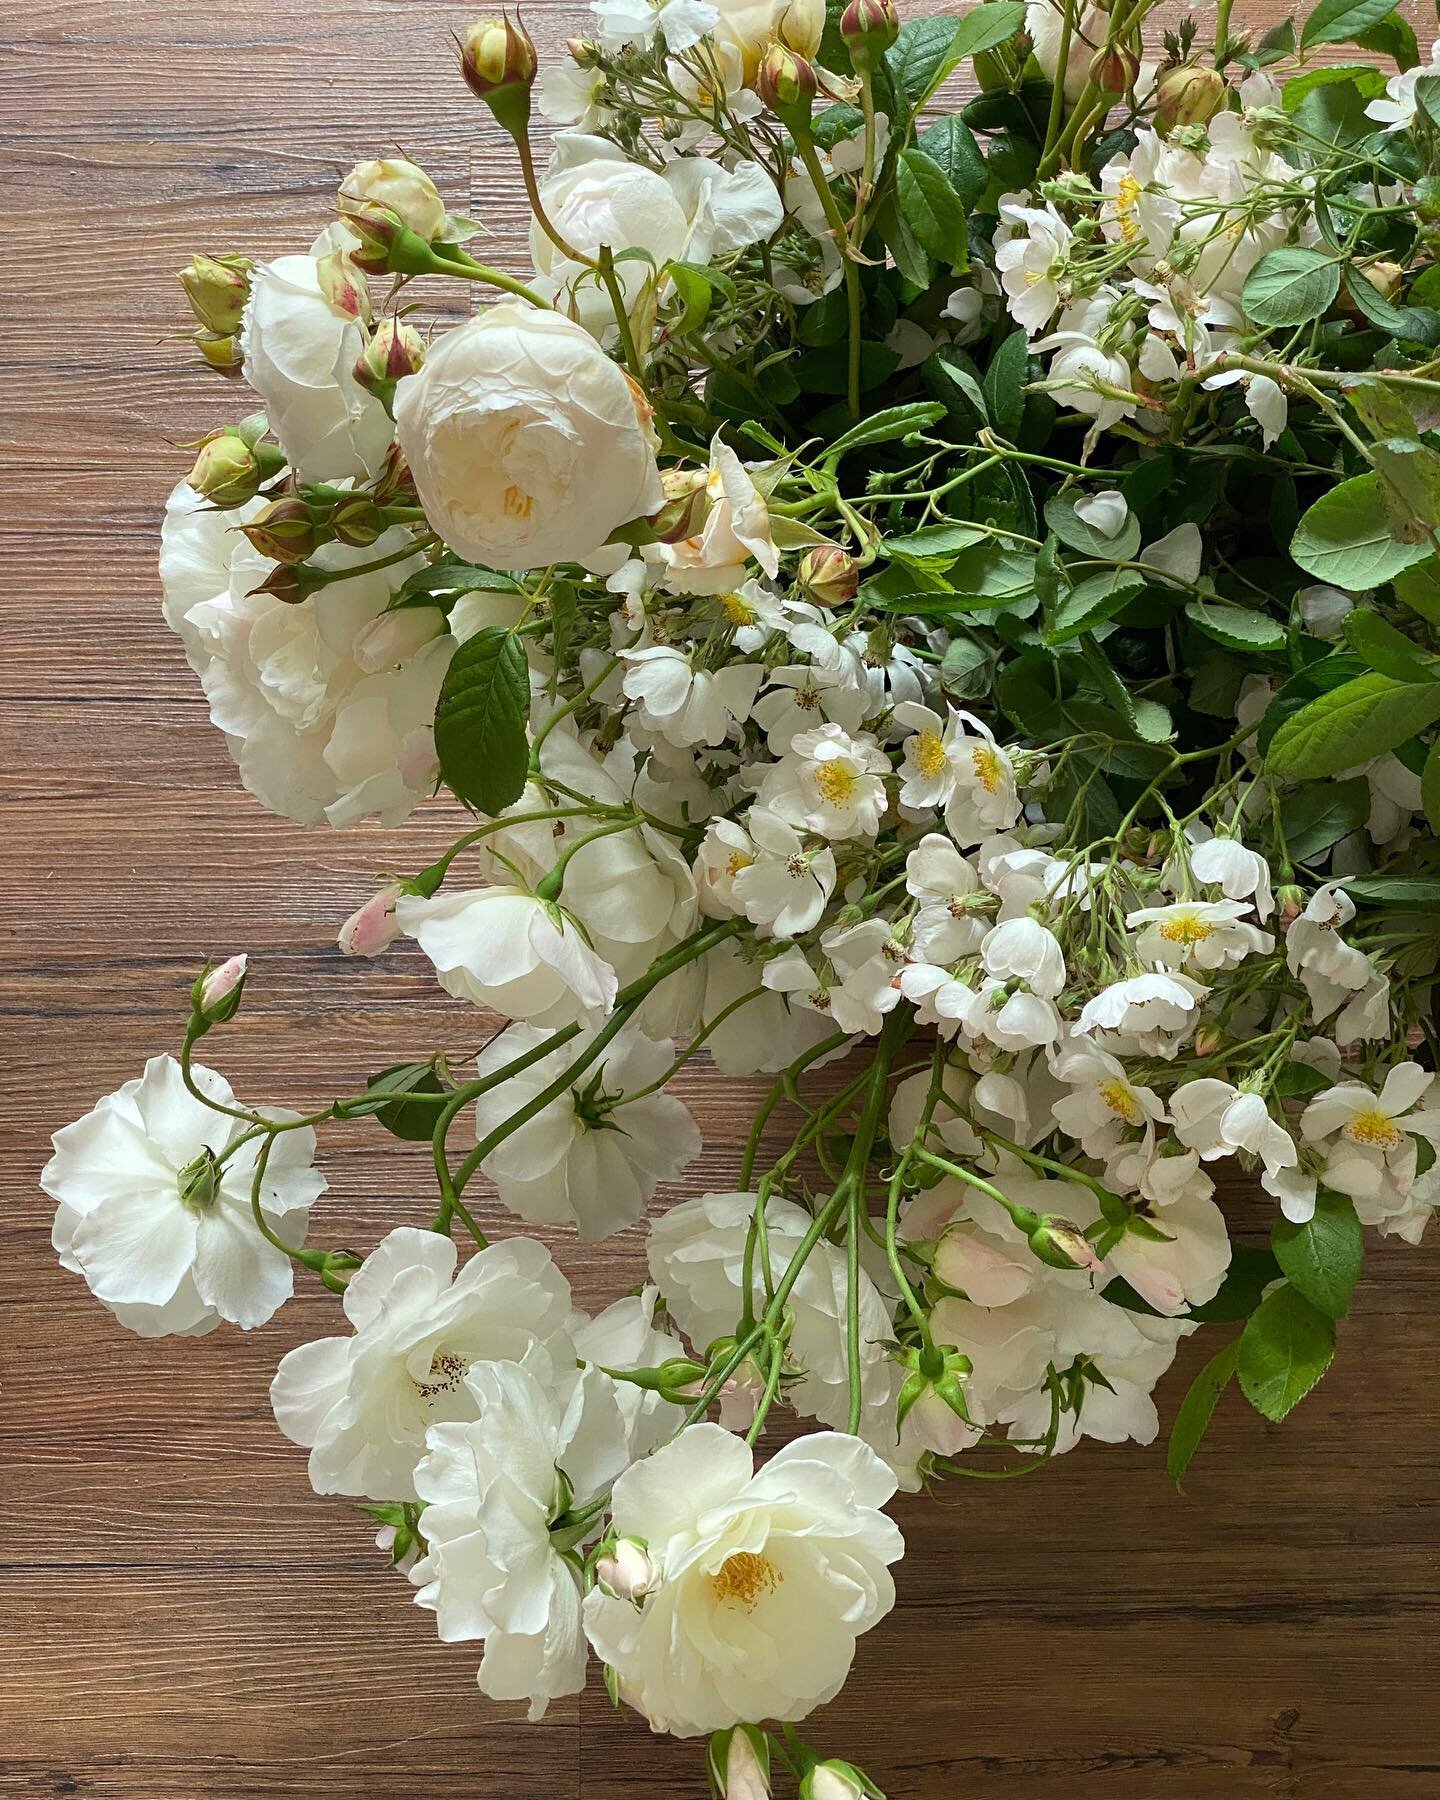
[911,730,948,780]
[1099,1077,1143,1124]
[971,745,1004,794]
[710,1551,781,1609]
[1158,912,1215,946]
[814,761,858,806]
[1345,1108,1403,1149]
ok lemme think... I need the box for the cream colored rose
[393,303,664,570]
[240,242,392,482]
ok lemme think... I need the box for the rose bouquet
[43,0,1440,1791]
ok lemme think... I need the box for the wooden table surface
[2,3,1437,1795]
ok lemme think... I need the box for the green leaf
[1300,0,1402,51]
[1351,12,1419,69]
[1342,609,1440,684]
[1186,599,1287,652]
[887,4,1026,108]
[433,626,530,814]
[1395,557,1440,623]
[927,352,989,424]
[666,260,732,334]
[939,634,993,699]
[1343,267,1423,339]
[1045,569,1145,643]
[874,187,933,287]
[826,402,947,461]
[1278,776,1371,861]
[396,559,520,602]
[1237,1283,1336,1421]
[1282,64,1388,114]
[944,541,1037,610]
[882,520,988,558]
[1341,874,1440,904]
[1416,70,1440,128]
[1188,1243,1285,1323]
[984,330,1032,445]
[1267,671,1440,777]
[1272,1192,1364,1320]
[1424,740,1440,835]
[1044,490,1141,560]
[362,1063,447,1142]
[1290,472,1433,589]
[1166,1338,1240,1493]
[917,114,988,211]
[1242,247,1340,327]
[1274,1057,1332,1098]
[896,147,970,269]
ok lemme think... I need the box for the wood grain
[1,3,1437,1795]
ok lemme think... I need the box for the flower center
[414,1351,469,1402]
[1114,172,1142,241]
[726,851,754,878]
[912,730,948,780]
[814,761,858,806]
[502,484,534,520]
[721,592,754,625]
[1099,1077,1143,1124]
[793,682,822,710]
[710,1550,781,1610]
[1345,1107,1403,1149]
[971,745,1003,794]
[1158,912,1214,946]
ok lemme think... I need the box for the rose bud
[240,495,324,563]
[778,0,825,59]
[756,43,819,121]
[1089,42,1140,95]
[797,544,859,605]
[459,15,538,136]
[193,329,243,373]
[176,1148,221,1212]
[594,1538,658,1601]
[352,316,427,398]
[1028,1213,1106,1274]
[708,1725,772,1799]
[372,441,418,508]
[338,883,404,957]
[801,1762,877,1800]
[1155,62,1226,128]
[178,252,252,336]
[329,496,387,548]
[187,432,269,508]
[839,0,899,73]
[339,156,447,243]
[189,953,248,1031]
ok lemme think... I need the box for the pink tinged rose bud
[201,953,247,1010]
[339,883,404,957]
[190,953,248,1031]
[594,1538,658,1601]
[756,43,819,119]
[1028,1213,1106,1274]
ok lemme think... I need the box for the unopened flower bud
[460,16,538,136]
[756,43,818,121]
[797,544,859,606]
[193,329,243,373]
[594,1538,658,1601]
[187,432,273,508]
[1361,259,1404,302]
[340,156,447,243]
[1028,1214,1105,1273]
[566,36,604,68]
[1193,1024,1224,1058]
[250,562,328,604]
[241,495,324,564]
[1155,62,1226,129]
[801,1761,872,1800]
[338,883,404,957]
[778,0,826,59]
[178,252,252,336]
[372,441,418,507]
[353,316,427,399]
[329,496,387,548]
[840,0,899,73]
[189,953,248,1035]
[176,1147,221,1212]
[1089,42,1140,94]
[709,1725,772,1799]
[314,246,371,322]
[1276,883,1305,929]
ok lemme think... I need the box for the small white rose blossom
[1126,898,1274,973]
[582,1425,902,1736]
[44,1054,324,1338]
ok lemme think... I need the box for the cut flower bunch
[44,0,1440,1788]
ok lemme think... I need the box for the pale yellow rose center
[1158,912,1215,947]
[710,1550,781,1610]
[814,761,858,806]
[971,744,1004,793]
[1345,1108,1403,1149]
[1099,1078,1144,1124]
[912,730,948,780]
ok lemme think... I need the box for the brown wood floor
[2,3,1436,1794]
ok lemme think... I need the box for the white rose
[160,496,452,828]
[240,243,391,481]
[582,1425,902,1736]
[269,1228,574,1500]
[395,884,619,1027]
[393,302,664,570]
[43,1054,324,1338]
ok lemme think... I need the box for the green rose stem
[794,130,865,421]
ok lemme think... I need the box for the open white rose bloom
[50,0,1440,1788]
